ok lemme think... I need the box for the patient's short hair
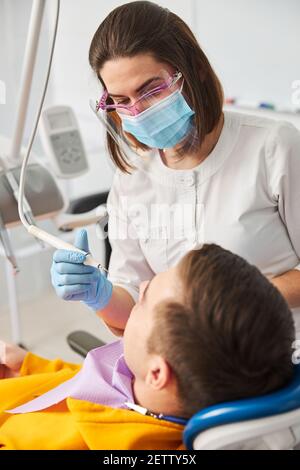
[148,244,295,418]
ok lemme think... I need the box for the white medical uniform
[107,110,300,328]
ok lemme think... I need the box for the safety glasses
[96,71,183,116]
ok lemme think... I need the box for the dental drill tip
[97,263,109,274]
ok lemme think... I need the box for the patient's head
[124,244,295,418]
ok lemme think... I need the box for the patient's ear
[145,355,172,390]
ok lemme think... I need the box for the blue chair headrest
[184,364,300,449]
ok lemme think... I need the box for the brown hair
[89,1,223,172]
[148,244,295,418]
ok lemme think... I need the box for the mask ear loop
[179,77,185,93]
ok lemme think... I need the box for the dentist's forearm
[271,269,300,309]
[95,285,135,333]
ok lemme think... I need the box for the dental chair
[65,192,300,451]
[183,364,300,450]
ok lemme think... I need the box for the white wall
[194,0,300,110]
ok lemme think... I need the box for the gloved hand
[51,229,113,311]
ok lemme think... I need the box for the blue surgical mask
[120,89,195,149]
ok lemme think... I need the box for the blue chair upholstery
[184,364,300,450]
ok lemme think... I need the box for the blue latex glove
[50,229,113,311]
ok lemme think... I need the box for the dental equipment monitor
[39,105,89,178]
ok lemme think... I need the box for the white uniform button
[185,175,195,186]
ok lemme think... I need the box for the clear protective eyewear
[96,70,183,116]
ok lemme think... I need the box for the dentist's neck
[160,112,224,170]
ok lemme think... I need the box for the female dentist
[51,1,300,335]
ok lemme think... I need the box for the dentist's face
[100,53,175,110]
[123,266,181,379]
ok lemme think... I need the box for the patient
[0,244,295,449]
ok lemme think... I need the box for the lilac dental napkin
[7,340,134,414]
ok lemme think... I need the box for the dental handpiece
[28,225,108,272]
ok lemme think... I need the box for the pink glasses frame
[96,71,183,115]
